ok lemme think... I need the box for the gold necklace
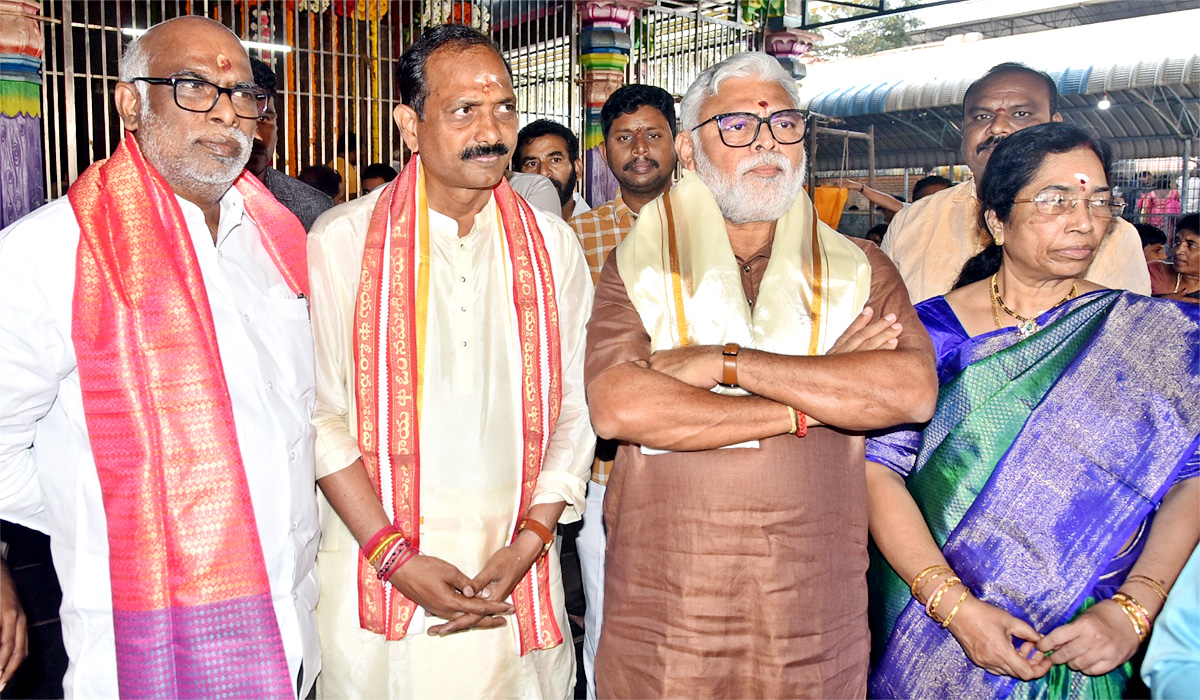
[990,273,1078,338]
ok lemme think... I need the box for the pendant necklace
[990,273,1078,339]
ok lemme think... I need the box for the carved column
[764,28,820,81]
[0,0,44,226]
[577,1,647,206]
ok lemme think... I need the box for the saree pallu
[867,290,1200,700]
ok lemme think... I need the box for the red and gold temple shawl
[67,135,305,697]
[354,156,564,654]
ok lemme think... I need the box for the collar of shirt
[611,191,637,229]
[174,185,247,250]
[955,179,978,204]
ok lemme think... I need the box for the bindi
[217,54,232,71]
[993,107,1006,113]
[1074,173,1089,190]
[758,101,768,109]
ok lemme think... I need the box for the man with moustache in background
[0,16,320,698]
[882,62,1149,301]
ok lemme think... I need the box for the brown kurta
[585,239,932,699]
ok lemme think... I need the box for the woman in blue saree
[866,123,1199,699]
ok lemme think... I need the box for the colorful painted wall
[0,0,44,228]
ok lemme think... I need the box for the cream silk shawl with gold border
[616,170,871,384]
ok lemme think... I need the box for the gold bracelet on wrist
[926,576,961,623]
[911,565,954,600]
[1111,592,1150,643]
[1124,574,1168,604]
[942,587,970,628]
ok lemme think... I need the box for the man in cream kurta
[307,25,593,699]
[883,62,1150,302]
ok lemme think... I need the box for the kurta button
[289,450,297,460]
[242,313,251,323]
[742,264,751,273]
[461,341,467,347]
[459,276,466,282]
[266,380,274,391]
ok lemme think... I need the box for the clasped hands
[384,529,545,636]
[647,306,904,389]
[945,591,1144,681]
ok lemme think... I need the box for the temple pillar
[0,0,44,226]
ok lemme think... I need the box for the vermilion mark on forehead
[758,101,768,108]
[217,54,232,71]
[993,107,1006,113]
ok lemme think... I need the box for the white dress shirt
[0,188,321,698]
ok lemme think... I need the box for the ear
[599,141,608,164]
[574,156,583,180]
[114,82,142,131]
[676,131,696,171]
[394,104,419,153]
[1050,112,1063,123]
[983,209,1005,246]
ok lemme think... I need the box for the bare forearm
[316,459,393,546]
[738,348,936,430]
[866,461,948,582]
[588,363,791,451]
[1121,478,1199,618]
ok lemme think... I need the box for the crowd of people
[0,15,1196,700]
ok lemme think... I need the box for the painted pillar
[0,0,44,227]
[578,1,647,207]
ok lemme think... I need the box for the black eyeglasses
[133,76,268,119]
[691,109,808,148]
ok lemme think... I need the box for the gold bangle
[942,587,970,628]
[1111,593,1150,642]
[368,532,402,565]
[787,406,799,435]
[926,576,961,622]
[911,565,954,600]
[1125,574,1169,603]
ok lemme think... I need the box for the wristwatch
[517,518,554,557]
[721,343,740,387]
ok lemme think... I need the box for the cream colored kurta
[307,187,595,699]
[882,180,1152,302]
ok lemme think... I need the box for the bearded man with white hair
[0,16,319,698]
[584,52,937,698]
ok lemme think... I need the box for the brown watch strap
[722,343,740,387]
[518,518,554,556]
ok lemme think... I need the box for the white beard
[694,145,807,225]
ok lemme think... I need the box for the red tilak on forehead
[217,54,232,71]
[993,107,1006,113]
[758,100,768,108]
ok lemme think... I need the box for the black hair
[963,62,1059,117]
[600,84,678,140]
[1178,213,1199,234]
[249,56,277,101]
[1134,223,1167,248]
[516,119,579,163]
[335,134,357,156]
[298,165,341,199]
[954,122,1111,289]
[398,24,511,119]
[864,223,888,246]
[912,175,952,201]
[362,162,398,183]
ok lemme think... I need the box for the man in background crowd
[883,62,1150,301]
[517,119,591,220]
[247,57,333,231]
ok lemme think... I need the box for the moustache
[976,135,1005,154]
[623,158,660,171]
[460,143,510,160]
[737,151,793,176]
